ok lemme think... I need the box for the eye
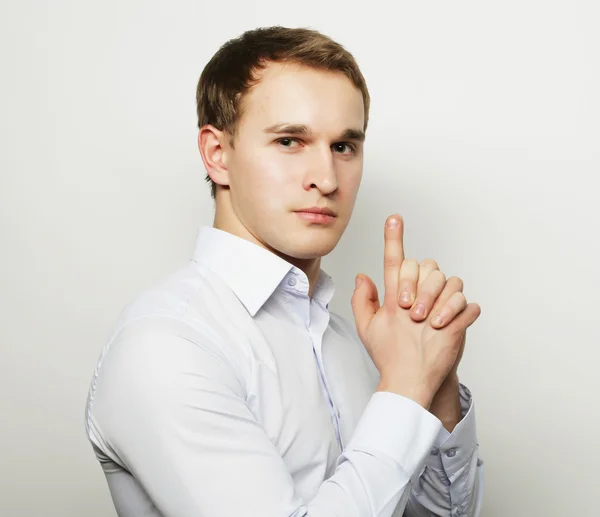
[276,137,301,148]
[332,142,356,155]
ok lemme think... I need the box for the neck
[213,193,322,298]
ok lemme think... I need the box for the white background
[1,1,599,516]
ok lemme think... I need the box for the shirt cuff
[423,383,478,477]
[345,391,443,477]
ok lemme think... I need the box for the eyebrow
[263,123,366,142]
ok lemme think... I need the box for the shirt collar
[192,226,335,316]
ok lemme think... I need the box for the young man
[85,26,483,517]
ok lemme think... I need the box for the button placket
[306,304,343,452]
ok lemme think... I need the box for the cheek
[338,165,363,199]
[235,149,296,202]
[260,157,296,187]
[261,148,301,184]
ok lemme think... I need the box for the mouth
[294,206,337,224]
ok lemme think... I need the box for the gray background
[1,1,598,515]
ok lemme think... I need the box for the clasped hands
[352,214,481,415]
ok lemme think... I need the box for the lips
[294,207,337,225]
[295,207,336,217]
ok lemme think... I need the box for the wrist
[438,372,460,394]
[376,379,434,410]
[429,376,461,431]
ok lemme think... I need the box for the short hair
[195,26,371,199]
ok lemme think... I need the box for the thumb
[351,274,380,342]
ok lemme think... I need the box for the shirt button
[430,447,440,456]
[287,277,297,286]
[446,447,458,458]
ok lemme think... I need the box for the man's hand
[351,214,481,410]
[397,257,468,331]
[392,229,474,430]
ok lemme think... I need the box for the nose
[302,144,338,195]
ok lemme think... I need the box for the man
[85,26,483,517]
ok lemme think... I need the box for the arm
[91,318,443,517]
[429,375,462,433]
[404,381,484,517]
[353,330,483,517]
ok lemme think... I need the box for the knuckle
[384,256,399,268]
[450,325,464,338]
[453,291,467,304]
[420,258,438,269]
[433,269,446,283]
[448,276,464,291]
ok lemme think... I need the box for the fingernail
[433,310,447,326]
[413,303,425,317]
[355,277,362,288]
[400,290,412,304]
[387,218,399,228]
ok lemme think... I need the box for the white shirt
[85,226,483,517]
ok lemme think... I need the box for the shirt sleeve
[404,384,484,517]
[88,317,443,517]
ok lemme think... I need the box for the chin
[283,230,341,260]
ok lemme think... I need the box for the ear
[197,125,231,188]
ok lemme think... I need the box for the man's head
[196,26,369,264]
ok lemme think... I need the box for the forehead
[238,62,365,133]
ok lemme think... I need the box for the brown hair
[196,26,371,199]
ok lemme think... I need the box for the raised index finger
[383,214,405,307]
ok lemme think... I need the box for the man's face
[223,61,365,261]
